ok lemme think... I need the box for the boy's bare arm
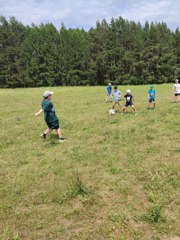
[35,109,43,116]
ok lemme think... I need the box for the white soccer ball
[109,109,115,115]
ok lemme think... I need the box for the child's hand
[35,109,43,116]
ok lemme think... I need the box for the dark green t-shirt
[41,99,58,124]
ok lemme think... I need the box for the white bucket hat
[43,91,53,97]
[127,89,131,93]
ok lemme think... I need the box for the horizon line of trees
[0,15,180,88]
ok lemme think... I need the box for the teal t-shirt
[148,89,156,99]
[41,99,58,124]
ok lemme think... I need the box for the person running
[106,83,112,102]
[122,89,136,113]
[147,85,156,109]
[35,91,65,142]
[112,86,121,110]
[173,79,180,103]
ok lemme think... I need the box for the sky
[0,0,180,31]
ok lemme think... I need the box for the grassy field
[0,84,180,240]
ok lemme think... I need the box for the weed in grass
[129,127,136,133]
[141,205,165,223]
[146,134,154,140]
[110,167,123,175]
[175,148,180,153]
[60,174,93,204]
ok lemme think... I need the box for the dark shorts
[175,93,180,96]
[149,98,155,103]
[125,101,133,107]
[47,120,60,129]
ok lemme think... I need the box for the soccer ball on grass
[109,109,115,115]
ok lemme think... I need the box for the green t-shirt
[41,99,58,124]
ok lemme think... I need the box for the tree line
[0,15,180,88]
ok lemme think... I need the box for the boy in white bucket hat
[35,91,65,142]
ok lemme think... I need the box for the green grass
[0,84,180,240]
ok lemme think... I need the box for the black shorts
[149,98,155,103]
[125,101,133,107]
[47,120,60,129]
[175,93,180,96]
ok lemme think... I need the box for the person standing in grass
[122,89,136,113]
[35,91,65,142]
[173,79,180,103]
[112,86,122,110]
[106,83,112,102]
[147,85,156,109]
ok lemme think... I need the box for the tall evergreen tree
[0,16,25,87]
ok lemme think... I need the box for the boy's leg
[56,128,65,142]
[123,106,126,112]
[41,128,52,139]
[117,102,121,111]
[56,128,63,138]
[44,128,52,135]
[106,94,110,103]
[147,99,150,109]
[153,101,156,108]
[178,94,180,103]
[132,105,136,113]
[112,102,116,109]
[174,95,177,103]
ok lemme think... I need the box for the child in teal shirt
[147,85,156,109]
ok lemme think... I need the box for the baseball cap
[114,85,118,89]
[43,91,53,97]
[150,85,154,88]
[108,83,111,85]
[127,89,131,93]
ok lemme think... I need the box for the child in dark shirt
[123,89,136,113]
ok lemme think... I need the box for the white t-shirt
[173,83,180,94]
[113,90,121,101]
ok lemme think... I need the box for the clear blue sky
[1,0,180,31]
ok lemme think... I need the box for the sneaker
[59,137,65,142]
[40,133,46,139]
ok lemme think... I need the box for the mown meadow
[0,84,180,240]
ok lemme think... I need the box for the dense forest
[0,15,180,88]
